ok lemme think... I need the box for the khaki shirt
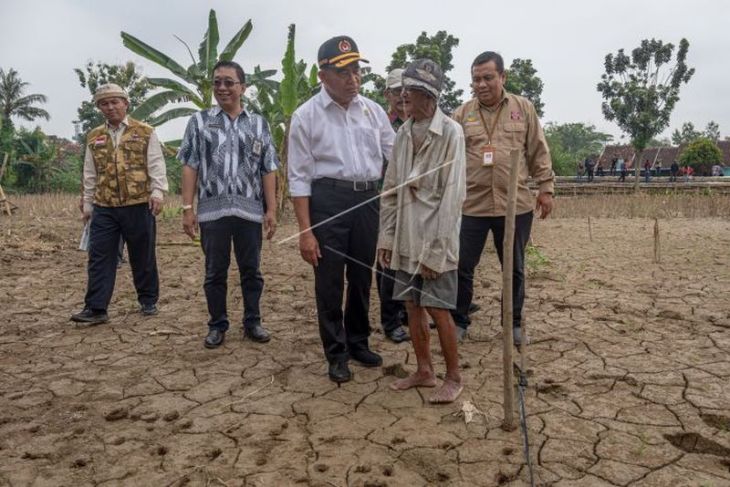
[452,92,554,217]
[378,108,466,274]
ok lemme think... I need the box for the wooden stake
[653,218,660,263]
[501,149,520,432]
[588,216,593,242]
[0,153,12,216]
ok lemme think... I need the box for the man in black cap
[288,36,396,383]
[378,59,466,403]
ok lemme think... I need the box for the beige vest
[86,118,153,207]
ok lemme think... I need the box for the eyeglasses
[213,79,243,88]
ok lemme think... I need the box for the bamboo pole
[654,218,660,261]
[501,149,520,431]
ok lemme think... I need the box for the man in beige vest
[71,84,168,324]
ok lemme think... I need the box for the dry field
[1,193,729,486]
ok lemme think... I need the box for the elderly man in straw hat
[378,59,467,403]
[71,83,168,325]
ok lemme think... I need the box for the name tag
[482,144,495,166]
[252,139,262,156]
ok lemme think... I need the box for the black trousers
[310,182,378,363]
[200,216,263,332]
[452,212,533,330]
[376,264,406,333]
[85,204,159,311]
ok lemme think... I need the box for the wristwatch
[182,204,193,211]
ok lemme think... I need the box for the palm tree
[0,68,50,129]
[121,9,276,130]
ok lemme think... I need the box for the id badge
[482,144,495,166]
[252,139,262,156]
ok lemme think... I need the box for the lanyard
[478,101,505,145]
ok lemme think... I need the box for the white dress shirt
[287,88,395,197]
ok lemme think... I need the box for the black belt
[313,177,379,192]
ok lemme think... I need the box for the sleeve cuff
[538,180,554,194]
[377,235,393,250]
[289,181,312,197]
[151,189,165,200]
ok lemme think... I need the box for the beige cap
[94,83,129,103]
[385,68,404,90]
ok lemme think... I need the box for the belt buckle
[353,180,367,192]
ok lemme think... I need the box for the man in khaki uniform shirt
[451,51,554,345]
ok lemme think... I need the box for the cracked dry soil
[1,200,729,486]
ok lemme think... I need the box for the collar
[403,107,446,137]
[477,90,509,112]
[319,87,360,109]
[388,111,406,125]
[106,116,129,131]
[211,105,248,120]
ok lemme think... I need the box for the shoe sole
[204,340,224,349]
[350,358,383,368]
[328,373,352,383]
[70,317,108,325]
[244,334,271,343]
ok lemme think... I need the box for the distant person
[610,157,617,176]
[585,157,595,182]
[576,161,584,181]
[618,159,628,182]
[712,164,722,177]
[378,59,466,403]
[670,160,679,182]
[643,159,651,183]
[178,60,279,349]
[683,165,693,182]
[71,84,168,325]
[596,163,604,177]
[655,160,662,178]
[376,68,409,344]
[451,50,554,345]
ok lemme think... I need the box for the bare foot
[389,371,437,391]
[428,379,463,404]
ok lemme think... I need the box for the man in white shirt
[288,35,395,383]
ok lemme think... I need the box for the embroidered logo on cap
[338,39,352,53]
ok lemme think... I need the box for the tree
[678,138,722,174]
[504,58,544,117]
[671,121,701,145]
[121,9,276,128]
[12,127,60,193]
[386,31,463,114]
[544,122,613,175]
[249,24,318,210]
[0,68,49,160]
[648,136,672,147]
[704,121,720,142]
[73,61,151,139]
[597,38,694,190]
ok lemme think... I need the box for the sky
[2,0,728,143]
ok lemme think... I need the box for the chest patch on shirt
[94,135,107,146]
[510,111,523,121]
[252,139,263,156]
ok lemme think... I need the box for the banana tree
[248,24,318,211]
[121,9,276,131]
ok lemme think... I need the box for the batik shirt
[178,107,279,223]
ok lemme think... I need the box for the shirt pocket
[463,122,483,140]
[357,127,381,160]
[503,122,527,148]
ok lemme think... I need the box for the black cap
[318,36,369,68]
[402,59,443,99]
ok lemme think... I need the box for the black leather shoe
[70,308,108,325]
[349,348,383,368]
[244,325,271,343]
[140,303,158,316]
[385,326,410,343]
[204,329,225,349]
[328,361,352,383]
